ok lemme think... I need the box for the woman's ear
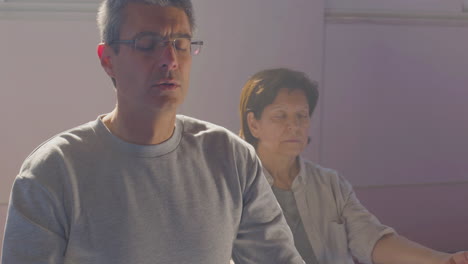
[247,112,260,138]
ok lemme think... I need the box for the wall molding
[326,8,468,26]
[0,2,98,20]
[354,180,468,190]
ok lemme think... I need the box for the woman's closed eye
[272,113,287,120]
[297,112,309,119]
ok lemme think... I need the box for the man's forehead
[122,3,192,38]
[124,3,189,23]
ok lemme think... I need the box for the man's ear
[247,112,260,138]
[97,43,115,78]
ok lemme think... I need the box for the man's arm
[231,156,304,264]
[372,233,468,264]
[2,176,68,264]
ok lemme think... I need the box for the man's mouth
[154,80,180,91]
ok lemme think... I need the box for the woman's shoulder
[300,158,353,193]
[301,158,339,181]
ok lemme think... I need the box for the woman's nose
[286,116,301,129]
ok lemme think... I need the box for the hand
[442,252,468,264]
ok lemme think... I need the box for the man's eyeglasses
[110,33,203,57]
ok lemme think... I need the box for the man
[1,1,304,263]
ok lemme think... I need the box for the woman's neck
[257,149,299,190]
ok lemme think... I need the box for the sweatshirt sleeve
[231,155,304,264]
[2,176,68,264]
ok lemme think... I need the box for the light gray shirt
[2,115,304,264]
[264,157,395,264]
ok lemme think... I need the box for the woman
[238,68,467,264]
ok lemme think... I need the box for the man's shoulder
[178,115,245,142]
[178,115,229,132]
[177,114,256,154]
[21,119,100,172]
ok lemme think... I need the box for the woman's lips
[283,139,301,143]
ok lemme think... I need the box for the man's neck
[102,107,177,145]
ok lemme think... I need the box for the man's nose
[158,44,178,70]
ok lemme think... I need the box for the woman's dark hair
[239,68,319,148]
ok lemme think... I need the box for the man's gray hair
[97,0,195,45]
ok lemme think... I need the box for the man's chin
[151,96,184,112]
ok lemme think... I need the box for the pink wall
[0,18,115,202]
[321,22,468,186]
[0,205,5,259]
[321,18,468,252]
[187,0,324,162]
[355,182,468,252]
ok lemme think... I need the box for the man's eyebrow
[171,33,192,39]
[131,31,160,39]
[133,32,192,39]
